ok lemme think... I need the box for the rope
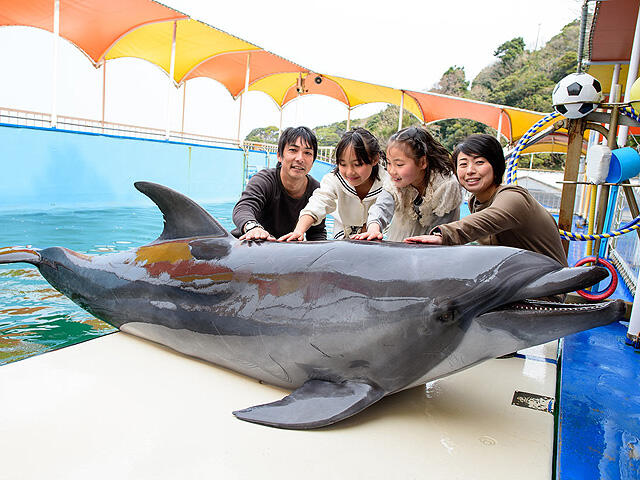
[505,107,640,241]
[504,111,561,185]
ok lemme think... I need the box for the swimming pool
[0,203,237,365]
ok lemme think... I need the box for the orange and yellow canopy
[0,0,556,143]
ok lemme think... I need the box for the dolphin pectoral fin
[233,379,385,430]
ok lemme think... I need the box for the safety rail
[0,107,335,162]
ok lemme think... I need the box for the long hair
[332,128,383,180]
[387,126,454,181]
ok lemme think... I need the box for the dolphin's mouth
[491,298,620,314]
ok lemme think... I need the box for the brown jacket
[436,185,568,266]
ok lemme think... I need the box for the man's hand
[351,223,383,241]
[404,235,443,245]
[239,227,276,242]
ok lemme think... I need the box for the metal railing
[0,107,336,162]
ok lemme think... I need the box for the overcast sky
[0,0,583,139]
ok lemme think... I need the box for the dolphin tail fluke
[0,246,41,265]
[134,181,232,241]
[233,379,385,430]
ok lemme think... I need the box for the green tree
[494,37,525,66]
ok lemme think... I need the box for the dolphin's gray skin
[0,181,625,429]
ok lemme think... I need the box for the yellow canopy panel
[249,73,422,120]
[105,18,260,84]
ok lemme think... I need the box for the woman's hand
[239,227,276,242]
[404,234,443,245]
[278,230,305,242]
[351,223,383,241]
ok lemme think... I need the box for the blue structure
[0,123,332,211]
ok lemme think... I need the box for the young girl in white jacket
[279,128,387,241]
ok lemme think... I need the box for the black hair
[452,134,505,186]
[277,126,318,160]
[332,128,382,180]
[387,126,454,180]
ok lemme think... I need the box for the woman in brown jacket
[405,134,568,267]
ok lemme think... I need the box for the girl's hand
[240,227,276,242]
[351,223,383,241]
[278,231,305,242]
[404,235,443,245]
[278,215,314,242]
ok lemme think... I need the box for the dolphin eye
[438,311,455,323]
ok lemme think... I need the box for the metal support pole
[237,53,251,144]
[181,81,187,137]
[619,4,640,146]
[398,91,404,131]
[51,0,60,128]
[101,61,106,134]
[165,21,177,140]
[346,107,351,131]
[278,107,283,136]
[496,110,503,141]
[558,117,586,254]
[593,106,621,255]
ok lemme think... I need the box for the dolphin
[0,181,624,429]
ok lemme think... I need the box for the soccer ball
[552,73,602,119]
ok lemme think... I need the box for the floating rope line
[505,108,640,241]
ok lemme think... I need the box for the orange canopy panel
[0,0,186,64]
[586,0,640,96]
[184,50,306,99]
[404,90,549,142]
[589,0,638,64]
[406,90,511,139]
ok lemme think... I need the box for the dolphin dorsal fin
[135,181,231,241]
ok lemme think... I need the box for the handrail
[0,106,336,162]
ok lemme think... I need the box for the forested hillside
[246,20,579,169]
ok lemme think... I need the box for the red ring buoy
[574,256,618,301]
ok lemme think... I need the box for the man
[232,126,327,241]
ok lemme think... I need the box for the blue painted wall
[0,124,332,211]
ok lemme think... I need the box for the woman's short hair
[452,134,505,185]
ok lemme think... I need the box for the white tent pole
[51,0,60,128]
[619,5,640,146]
[279,106,283,136]
[346,106,351,131]
[165,21,177,140]
[496,110,503,141]
[237,53,251,144]
[181,81,187,137]
[398,91,404,131]
[101,61,106,133]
